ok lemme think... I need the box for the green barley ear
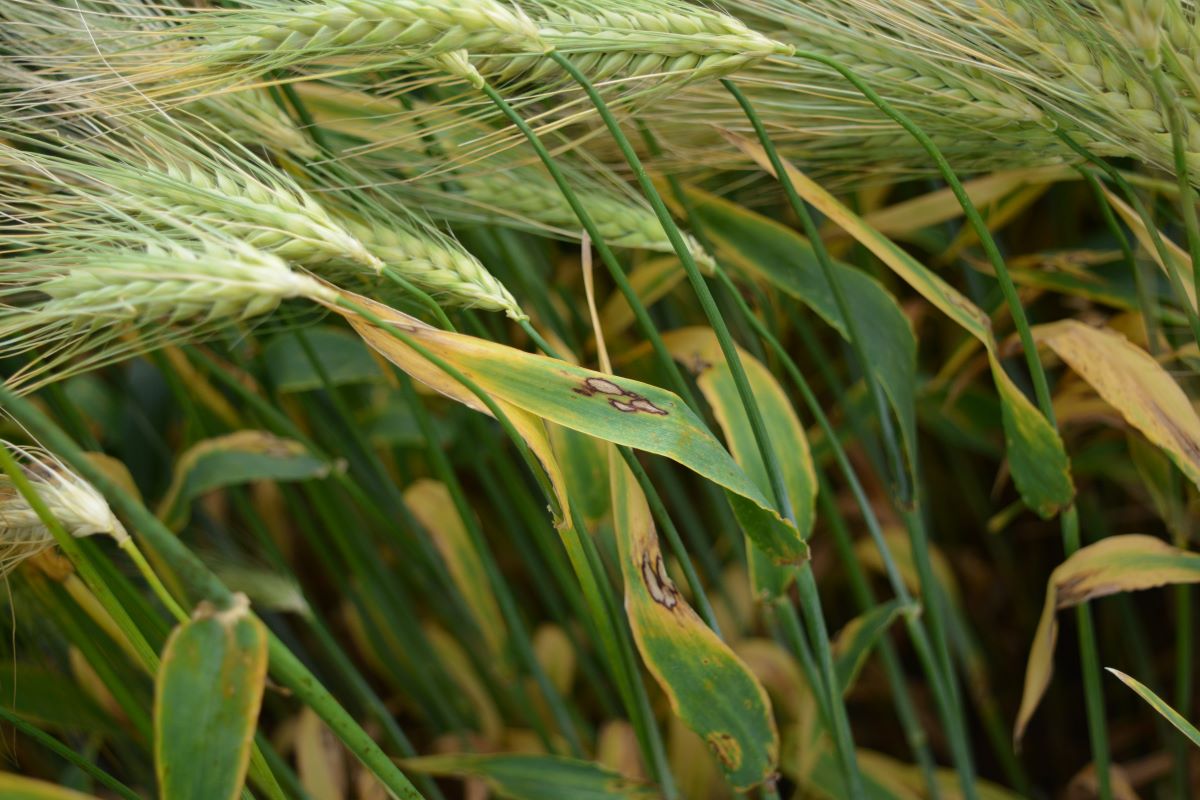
[342,218,527,320]
[0,118,382,272]
[476,0,792,84]
[0,441,127,575]
[203,0,547,63]
[0,236,335,391]
[455,171,714,268]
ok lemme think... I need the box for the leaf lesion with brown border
[573,377,669,416]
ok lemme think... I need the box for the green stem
[0,705,141,800]
[1056,128,1200,345]
[1150,69,1200,310]
[333,295,676,795]
[789,50,1111,796]
[551,51,861,794]
[474,80,699,410]
[722,79,910,506]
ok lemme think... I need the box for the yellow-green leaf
[1015,535,1200,743]
[155,594,268,800]
[609,449,778,789]
[404,479,509,667]
[675,185,918,479]
[0,774,100,800]
[157,431,335,530]
[1035,320,1200,492]
[662,327,816,596]
[1107,668,1200,749]
[337,292,805,564]
[730,134,1073,518]
[401,754,658,799]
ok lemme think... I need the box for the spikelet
[343,220,526,318]
[0,442,126,576]
[203,0,546,63]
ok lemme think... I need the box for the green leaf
[0,774,100,800]
[677,184,918,477]
[610,449,778,789]
[833,600,911,695]
[1107,668,1200,749]
[0,664,120,734]
[1016,535,1200,743]
[402,754,658,800]
[157,431,334,529]
[730,135,1073,518]
[155,595,268,800]
[662,327,817,597]
[342,294,806,564]
[263,326,381,392]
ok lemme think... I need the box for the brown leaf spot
[574,377,670,415]
[574,377,626,397]
[705,732,743,772]
[641,552,679,609]
[629,398,668,416]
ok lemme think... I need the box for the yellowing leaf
[405,479,509,667]
[609,449,778,790]
[1015,535,1200,743]
[859,166,1073,240]
[674,186,918,480]
[336,291,805,564]
[662,327,816,597]
[729,133,1073,518]
[0,774,100,800]
[1035,320,1200,492]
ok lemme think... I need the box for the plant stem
[0,704,141,800]
[789,49,1111,797]
[551,51,862,795]
[473,80,699,410]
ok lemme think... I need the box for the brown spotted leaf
[609,448,778,790]
[336,291,805,564]
[1015,535,1200,743]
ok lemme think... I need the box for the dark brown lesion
[574,376,669,416]
[641,551,680,609]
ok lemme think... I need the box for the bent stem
[550,50,862,795]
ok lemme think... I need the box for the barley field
[1,1,1199,798]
